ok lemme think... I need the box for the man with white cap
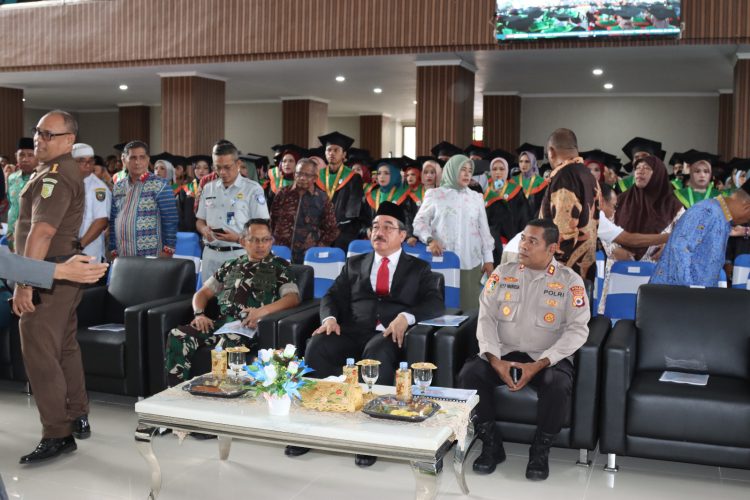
[72,143,110,263]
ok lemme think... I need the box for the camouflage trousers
[165,326,244,386]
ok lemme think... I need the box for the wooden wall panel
[416,65,474,156]
[482,95,520,152]
[282,99,329,148]
[0,87,24,158]
[732,60,750,158]
[717,93,733,161]
[118,105,150,144]
[161,76,225,155]
[359,115,384,159]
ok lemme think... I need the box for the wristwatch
[426,237,434,245]
[194,309,205,317]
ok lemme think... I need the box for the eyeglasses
[371,224,401,233]
[244,236,273,244]
[31,127,72,142]
[295,171,316,179]
[634,164,653,173]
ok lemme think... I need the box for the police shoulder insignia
[543,312,555,323]
[546,264,556,275]
[484,273,500,295]
[50,164,59,174]
[570,285,586,308]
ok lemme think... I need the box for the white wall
[149,105,162,153]
[327,116,360,146]
[76,111,119,157]
[520,95,719,161]
[225,102,283,157]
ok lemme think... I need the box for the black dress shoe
[19,436,77,464]
[285,445,311,457]
[72,415,91,439]
[190,432,217,440]
[355,454,377,467]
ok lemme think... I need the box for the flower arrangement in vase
[244,344,314,415]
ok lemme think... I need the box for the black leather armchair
[600,284,750,471]
[433,308,611,464]
[277,272,447,367]
[146,264,315,394]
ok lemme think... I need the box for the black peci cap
[17,137,34,150]
[430,141,463,159]
[622,137,666,161]
[318,131,355,151]
[375,201,406,225]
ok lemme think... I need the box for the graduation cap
[171,155,187,167]
[727,157,750,173]
[617,6,642,19]
[515,143,545,162]
[318,131,355,151]
[649,6,675,21]
[416,155,442,167]
[374,157,406,171]
[150,152,175,164]
[464,144,491,160]
[668,152,684,166]
[187,155,212,165]
[430,141,462,159]
[488,149,517,167]
[525,7,543,19]
[711,160,730,183]
[271,144,307,159]
[240,153,270,169]
[307,147,326,160]
[16,137,33,150]
[400,156,421,170]
[622,137,666,161]
[539,163,552,177]
[113,142,127,152]
[346,147,372,166]
[681,149,720,166]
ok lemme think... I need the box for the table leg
[410,460,442,500]
[135,424,161,500]
[218,436,232,460]
[452,419,476,495]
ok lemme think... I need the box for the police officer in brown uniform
[12,110,90,464]
[458,219,590,481]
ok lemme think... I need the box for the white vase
[264,393,291,416]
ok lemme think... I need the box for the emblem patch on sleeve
[484,273,500,295]
[41,180,56,199]
[95,188,106,201]
[543,312,555,323]
[570,285,586,308]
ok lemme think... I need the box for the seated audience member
[651,180,750,287]
[270,158,339,263]
[165,219,300,386]
[295,202,444,466]
[458,219,589,481]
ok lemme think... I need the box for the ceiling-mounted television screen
[496,1,682,41]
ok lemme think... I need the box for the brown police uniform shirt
[477,258,590,366]
[15,153,84,260]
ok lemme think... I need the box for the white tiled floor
[0,380,748,500]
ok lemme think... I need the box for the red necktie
[375,257,390,296]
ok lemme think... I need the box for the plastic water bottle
[395,361,412,402]
[343,357,359,385]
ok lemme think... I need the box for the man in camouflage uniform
[165,218,300,385]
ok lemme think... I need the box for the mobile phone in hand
[211,227,226,234]
[510,367,521,384]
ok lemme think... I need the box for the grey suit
[0,251,55,289]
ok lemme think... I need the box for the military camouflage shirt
[203,253,299,329]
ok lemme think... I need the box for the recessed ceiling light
[603,83,614,90]
[592,68,604,76]
[373,88,382,94]
[335,75,345,82]
[22,98,26,102]
[119,84,129,91]
[413,100,417,105]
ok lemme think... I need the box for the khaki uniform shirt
[15,154,84,259]
[477,258,590,366]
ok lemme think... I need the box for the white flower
[263,365,277,386]
[287,361,299,375]
[282,344,296,358]
[259,349,273,363]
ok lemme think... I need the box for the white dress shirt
[79,174,111,262]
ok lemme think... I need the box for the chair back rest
[604,261,655,321]
[272,245,292,262]
[403,241,427,257]
[417,250,461,308]
[303,247,346,298]
[173,255,203,291]
[289,264,314,302]
[175,232,202,258]
[718,268,728,289]
[107,257,196,319]
[430,272,446,303]
[593,250,606,314]
[732,254,750,289]
[347,240,373,258]
[635,284,750,378]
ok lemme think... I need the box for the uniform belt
[44,253,78,263]
[207,244,243,252]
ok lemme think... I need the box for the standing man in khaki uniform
[12,110,90,464]
[458,218,589,481]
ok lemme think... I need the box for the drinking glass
[227,349,247,379]
[413,367,433,392]
[361,363,379,395]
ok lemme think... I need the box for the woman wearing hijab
[614,155,685,262]
[154,159,180,194]
[674,159,722,209]
[267,146,303,206]
[511,150,548,216]
[421,159,443,191]
[413,155,495,309]
[364,160,412,236]
[484,157,533,265]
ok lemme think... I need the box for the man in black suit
[288,201,445,466]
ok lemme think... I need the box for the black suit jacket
[320,251,445,335]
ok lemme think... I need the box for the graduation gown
[364,184,414,237]
[673,185,722,209]
[512,174,548,217]
[317,165,366,250]
[484,181,532,266]
[266,166,294,207]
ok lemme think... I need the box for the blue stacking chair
[593,250,606,315]
[402,241,427,257]
[604,261,656,321]
[175,232,202,258]
[731,254,750,289]
[173,255,203,290]
[272,245,292,262]
[718,269,728,288]
[303,247,346,298]
[347,239,373,258]
[416,250,461,308]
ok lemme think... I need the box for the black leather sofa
[600,284,750,471]
[432,308,611,464]
[146,264,315,394]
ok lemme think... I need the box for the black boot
[525,430,555,481]
[472,422,506,474]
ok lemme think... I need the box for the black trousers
[305,330,403,385]
[458,352,574,435]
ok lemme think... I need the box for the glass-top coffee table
[134,383,478,500]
